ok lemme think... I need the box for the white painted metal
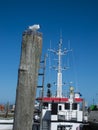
[39,37,88,130]
[0,119,13,130]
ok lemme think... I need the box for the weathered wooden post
[13,28,42,130]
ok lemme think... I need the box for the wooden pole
[13,30,42,130]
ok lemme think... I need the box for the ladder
[37,55,47,130]
[37,55,47,97]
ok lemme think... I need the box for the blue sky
[0,0,98,105]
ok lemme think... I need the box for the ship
[34,37,88,130]
[0,37,89,130]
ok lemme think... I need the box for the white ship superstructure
[36,38,88,130]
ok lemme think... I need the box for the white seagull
[28,24,40,31]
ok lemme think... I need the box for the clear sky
[0,0,98,105]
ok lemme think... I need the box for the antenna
[59,29,62,47]
[67,40,71,68]
[48,40,52,82]
[48,34,72,97]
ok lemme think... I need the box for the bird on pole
[28,24,40,31]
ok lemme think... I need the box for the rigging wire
[71,49,79,92]
[48,40,51,83]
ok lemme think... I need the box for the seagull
[28,24,40,31]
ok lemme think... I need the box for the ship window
[59,105,62,110]
[43,102,48,108]
[57,125,72,130]
[65,103,70,109]
[57,125,66,130]
[51,103,58,115]
[72,103,77,110]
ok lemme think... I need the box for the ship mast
[57,38,63,97]
[49,37,71,98]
